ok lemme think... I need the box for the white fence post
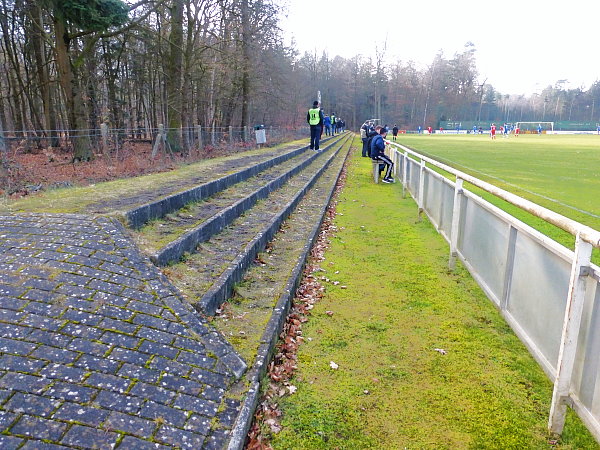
[448,178,463,270]
[548,232,593,434]
[229,125,233,145]
[402,151,408,199]
[417,159,426,217]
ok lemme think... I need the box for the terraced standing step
[133,136,347,266]
[122,135,344,229]
[159,134,352,315]
[203,135,355,449]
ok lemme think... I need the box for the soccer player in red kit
[490,123,496,139]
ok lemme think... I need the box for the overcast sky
[280,0,600,95]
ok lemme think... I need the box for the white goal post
[515,121,554,133]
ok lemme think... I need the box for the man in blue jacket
[370,127,394,183]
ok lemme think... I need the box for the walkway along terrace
[0,133,353,448]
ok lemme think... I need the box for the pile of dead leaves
[245,154,349,449]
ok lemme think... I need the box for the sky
[280,0,600,96]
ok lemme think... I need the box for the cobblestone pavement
[0,213,246,448]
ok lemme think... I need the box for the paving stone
[0,373,52,395]
[20,440,69,449]
[107,347,150,365]
[0,434,24,449]
[26,329,72,348]
[60,323,103,340]
[98,330,139,349]
[158,374,203,396]
[98,317,138,335]
[40,364,87,383]
[155,425,206,449]
[31,345,79,364]
[173,394,218,417]
[129,382,175,405]
[118,436,169,449]
[10,415,67,441]
[68,337,110,357]
[0,337,37,356]
[139,400,188,428]
[189,368,231,388]
[117,363,160,384]
[22,278,60,292]
[149,357,192,376]
[74,354,121,374]
[0,354,47,373]
[0,309,25,324]
[104,411,156,438]
[0,410,19,430]
[128,300,163,316]
[55,285,96,301]
[204,429,230,450]
[97,305,134,321]
[177,350,216,369]
[45,381,97,402]
[0,323,32,339]
[53,402,110,426]
[61,308,102,325]
[184,414,211,436]
[138,340,179,360]
[88,279,125,296]
[132,313,172,330]
[201,385,225,403]
[60,424,119,449]
[0,295,28,310]
[92,291,130,307]
[85,372,132,393]
[93,391,142,414]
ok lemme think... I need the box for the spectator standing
[360,121,370,157]
[307,101,324,151]
[330,113,336,135]
[370,127,394,183]
[392,124,399,141]
[324,115,332,136]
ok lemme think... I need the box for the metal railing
[388,141,600,441]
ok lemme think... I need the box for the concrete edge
[198,136,350,316]
[151,139,338,267]
[123,144,313,229]
[225,139,353,450]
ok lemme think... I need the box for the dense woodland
[1,0,600,161]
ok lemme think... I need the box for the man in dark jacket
[363,123,378,157]
[370,127,394,183]
[307,101,324,150]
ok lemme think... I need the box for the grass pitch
[394,133,600,261]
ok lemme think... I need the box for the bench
[372,160,380,183]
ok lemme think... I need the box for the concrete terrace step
[146,135,348,266]
[162,134,352,316]
[123,135,343,229]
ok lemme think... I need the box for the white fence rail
[388,141,600,441]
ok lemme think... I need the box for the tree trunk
[240,0,251,130]
[53,16,93,161]
[165,0,184,152]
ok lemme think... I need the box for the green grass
[394,133,600,263]
[269,151,598,449]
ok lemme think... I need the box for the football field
[394,133,600,252]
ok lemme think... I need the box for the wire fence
[0,124,312,195]
[0,125,311,157]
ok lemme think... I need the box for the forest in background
[1,0,600,162]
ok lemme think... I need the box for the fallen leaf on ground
[434,348,447,355]
[325,311,334,316]
[330,361,339,370]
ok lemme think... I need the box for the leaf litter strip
[245,153,349,449]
